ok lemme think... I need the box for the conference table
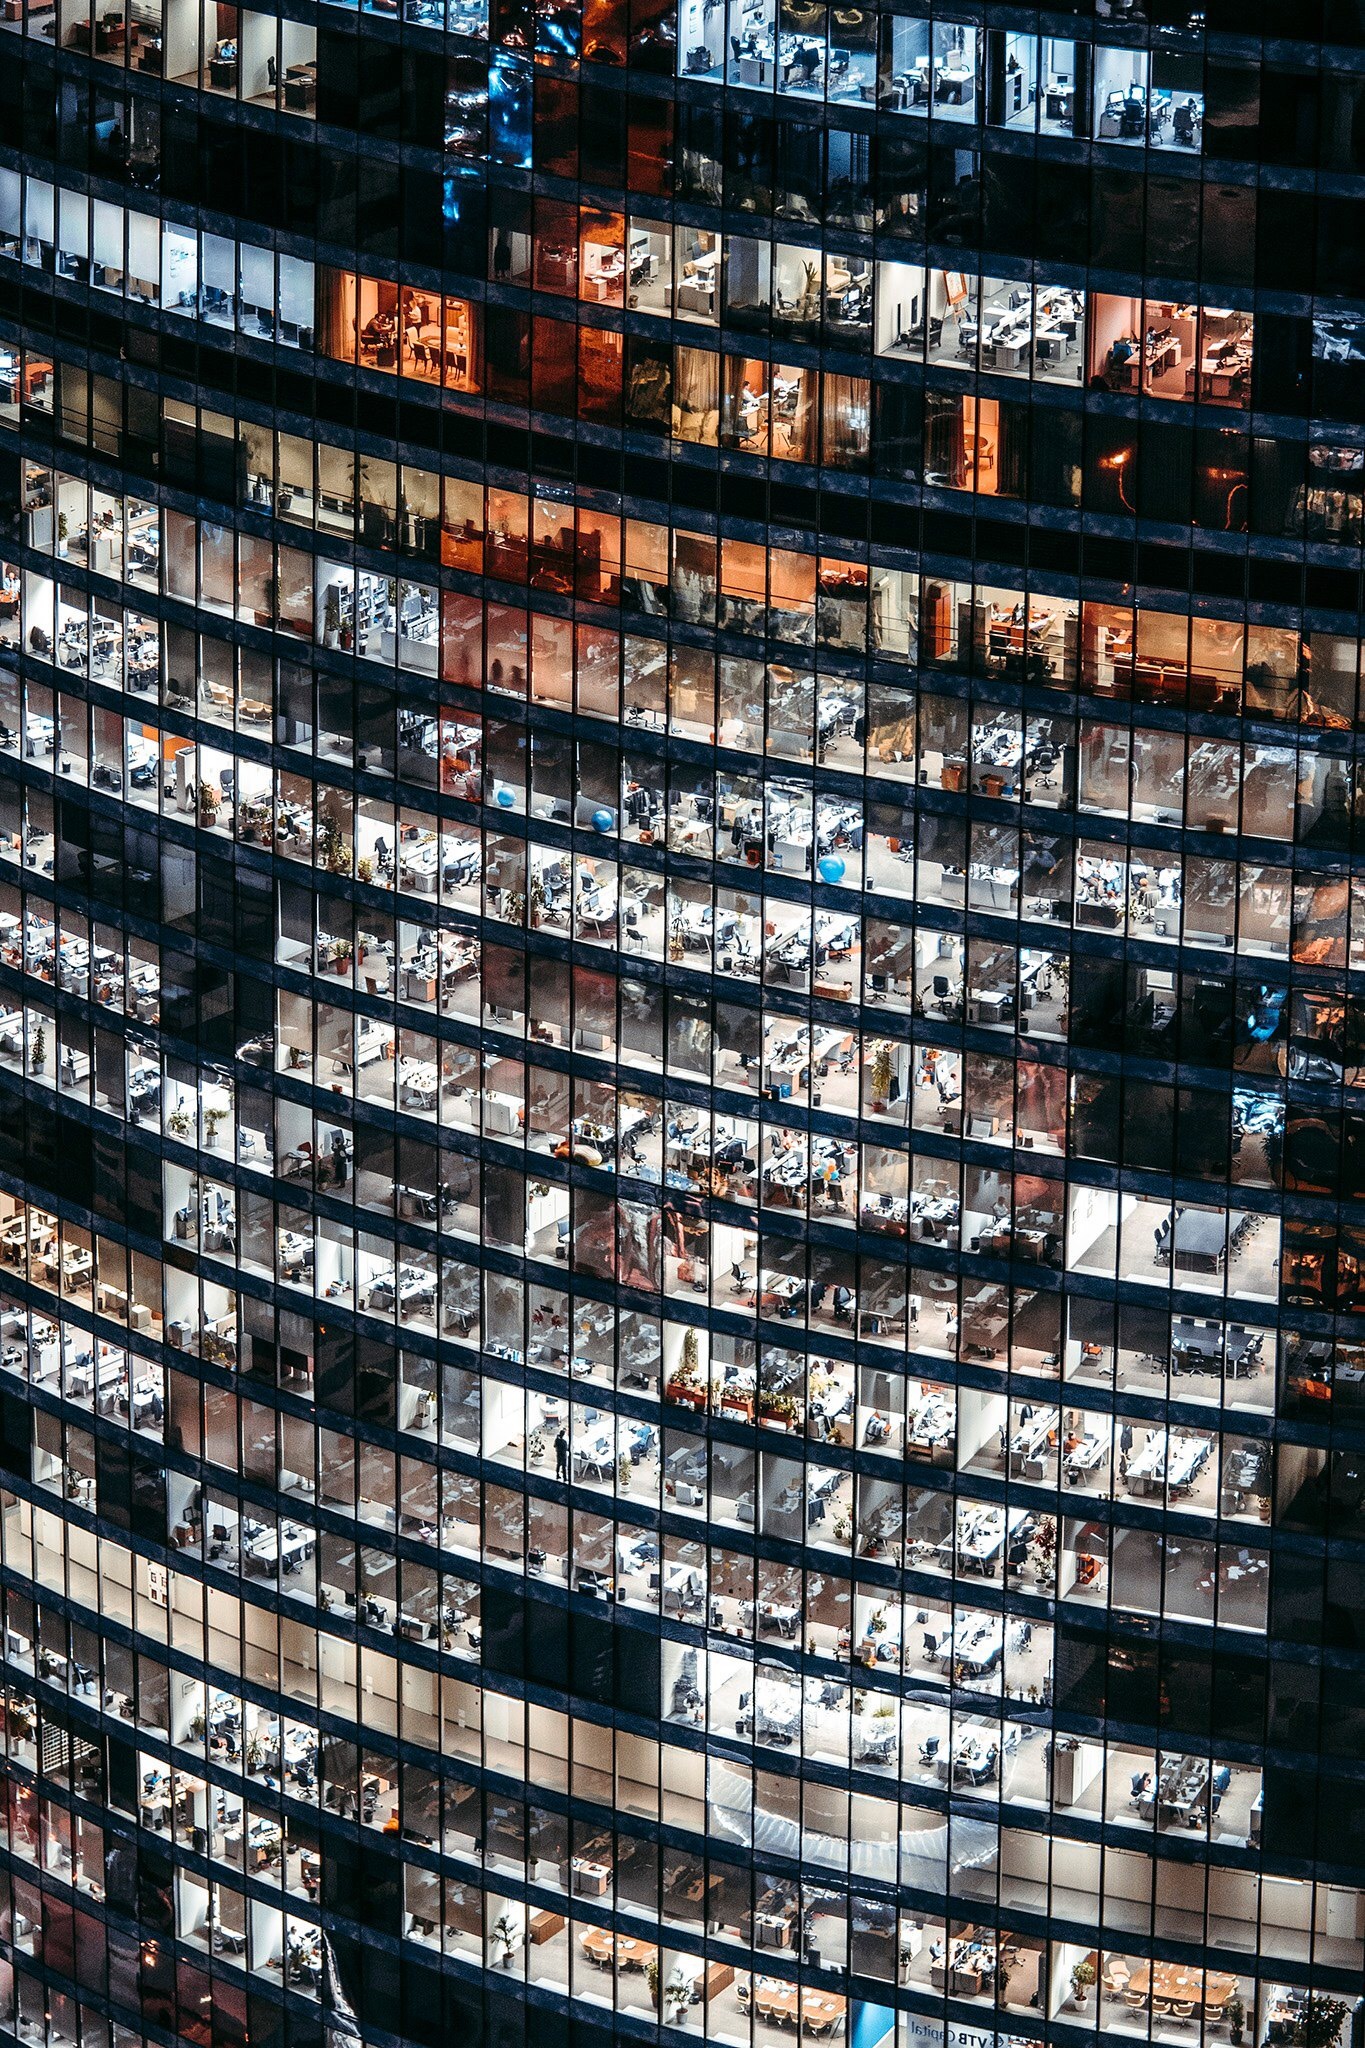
[1127,1963,1238,2013]
[580,1928,655,1971]
[1169,1210,1227,1275]
[752,1979,847,2035]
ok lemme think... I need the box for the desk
[1065,1434,1108,1479]
[1127,1431,1211,1498]
[951,1614,1004,1675]
[1010,1411,1057,1476]
[935,62,974,102]
[243,1521,314,1571]
[572,1856,611,1896]
[955,1504,1029,1574]
[907,1392,954,1458]
[283,61,316,109]
[1140,1753,1209,1826]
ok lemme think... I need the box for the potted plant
[56,511,68,557]
[29,1024,46,1076]
[1293,1999,1349,2048]
[662,1965,693,2028]
[1225,1998,1246,2045]
[770,1391,801,1430]
[317,811,349,875]
[198,777,221,827]
[490,1912,518,1971]
[203,1106,226,1148]
[356,855,374,885]
[870,1038,894,1114]
[667,1329,706,1410]
[646,1957,660,2012]
[166,1101,192,1139]
[1071,1961,1097,2009]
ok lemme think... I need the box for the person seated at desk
[1118,86,1146,136]
[785,37,821,82]
[1105,334,1137,385]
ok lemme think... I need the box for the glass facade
[0,4,1364,2048]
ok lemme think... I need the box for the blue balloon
[591,807,614,834]
[818,854,846,885]
[495,786,515,809]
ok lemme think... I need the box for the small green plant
[316,811,349,874]
[662,1964,693,2027]
[1071,1961,1097,2005]
[490,1912,518,1969]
